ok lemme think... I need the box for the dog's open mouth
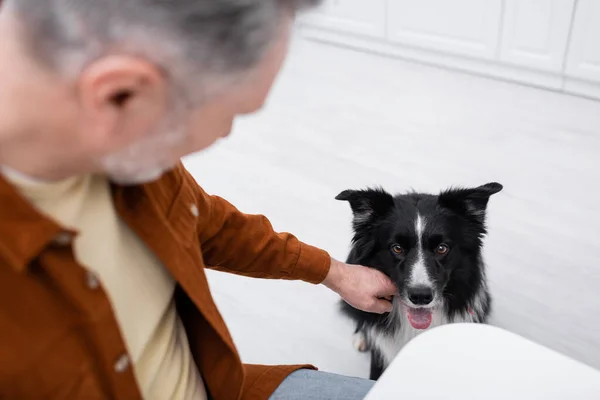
[406,307,433,330]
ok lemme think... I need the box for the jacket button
[53,232,73,246]
[114,354,130,373]
[86,271,100,289]
[190,204,199,217]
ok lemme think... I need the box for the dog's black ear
[335,187,395,225]
[438,182,503,220]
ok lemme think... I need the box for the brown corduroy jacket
[0,162,331,400]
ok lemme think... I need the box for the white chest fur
[366,308,475,367]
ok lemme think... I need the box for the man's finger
[376,281,399,297]
[371,269,398,295]
[371,298,393,314]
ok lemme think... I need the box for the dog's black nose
[407,286,434,305]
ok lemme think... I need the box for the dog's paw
[352,332,369,353]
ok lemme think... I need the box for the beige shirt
[3,169,207,400]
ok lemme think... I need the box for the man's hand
[322,258,397,314]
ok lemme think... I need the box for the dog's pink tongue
[407,308,433,329]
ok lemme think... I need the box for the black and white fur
[336,182,502,380]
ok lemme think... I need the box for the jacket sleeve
[183,166,331,284]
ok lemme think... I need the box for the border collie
[336,182,502,380]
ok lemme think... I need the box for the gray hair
[7,0,322,100]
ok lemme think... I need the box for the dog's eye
[390,244,404,255]
[436,244,450,255]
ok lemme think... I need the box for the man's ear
[77,55,169,151]
[335,187,395,226]
[438,182,503,220]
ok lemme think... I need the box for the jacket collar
[0,173,68,272]
[0,166,172,274]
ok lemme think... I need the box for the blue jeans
[269,370,375,400]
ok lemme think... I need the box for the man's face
[0,9,292,183]
[93,16,293,184]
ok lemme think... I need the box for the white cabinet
[386,0,503,60]
[299,0,386,39]
[499,0,575,72]
[565,0,600,83]
[298,0,600,100]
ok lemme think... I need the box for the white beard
[100,124,186,185]
[106,167,167,185]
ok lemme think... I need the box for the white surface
[300,25,566,91]
[386,0,503,60]
[500,0,575,72]
[300,1,600,99]
[299,0,386,39]
[365,324,600,400]
[301,27,568,91]
[563,77,600,101]
[565,0,600,83]
[182,38,600,379]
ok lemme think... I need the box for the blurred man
[0,1,396,399]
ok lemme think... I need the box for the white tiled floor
[183,38,600,378]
